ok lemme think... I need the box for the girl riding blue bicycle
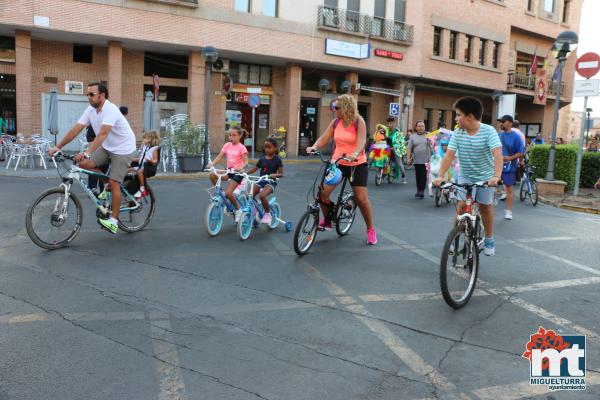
[208,126,248,222]
[246,138,284,225]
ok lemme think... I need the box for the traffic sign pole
[574,96,588,196]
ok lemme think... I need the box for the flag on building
[533,69,547,105]
[529,48,538,75]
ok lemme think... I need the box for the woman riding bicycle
[306,94,377,245]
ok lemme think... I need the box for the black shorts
[339,163,368,187]
[143,163,157,179]
[257,180,277,190]
[227,172,244,184]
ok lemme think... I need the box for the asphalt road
[0,164,599,400]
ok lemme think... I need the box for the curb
[538,195,600,216]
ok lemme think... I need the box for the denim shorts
[454,177,495,205]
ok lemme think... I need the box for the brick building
[0,0,583,155]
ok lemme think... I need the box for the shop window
[464,35,472,63]
[479,39,486,66]
[230,62,271,86]
[0,36,15,63]
[143,85,188,103]
[73,44,93,64]
[234,0,251,12]
[437,110,447,129]
[492,42,500,68]
[449,31,457,60]
[423,108,432,131]
[144,52,188,80]
[263,0,277,17]
[433,27,441,56]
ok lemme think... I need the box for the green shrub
[172,119,206,156]
[529,144,600,189]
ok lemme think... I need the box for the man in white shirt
[49,83,137,234]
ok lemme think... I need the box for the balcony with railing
[317,6,414,45]
[507,72,567,98]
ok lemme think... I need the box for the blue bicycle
[519,163,538,206]
[237,174,292,240]
[205,168,248,236]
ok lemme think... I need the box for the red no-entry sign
[575,52,600,79]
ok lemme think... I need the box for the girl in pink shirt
[209,126,249,222]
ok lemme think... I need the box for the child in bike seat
[368,124,391,175]
[133,130,160,199]
[246,138,283,225]
[208,126,249,223]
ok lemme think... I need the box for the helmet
[324,164,342,186]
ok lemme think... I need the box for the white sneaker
[235,209,243,222]
[499,193,507,201]
[504,210,513,220]
[260,212,272,224]
[401,179,407,184]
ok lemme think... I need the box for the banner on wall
[533,69,548,105]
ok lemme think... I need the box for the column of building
[107,41,123,107]
[15,30,31,135]
[284,64,302,157]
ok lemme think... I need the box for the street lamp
[545,31,578,181]
[202,45,218,170]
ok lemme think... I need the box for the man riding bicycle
[48,82,137,234]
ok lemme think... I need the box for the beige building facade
[0,0,583,155]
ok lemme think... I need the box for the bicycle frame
[241,175,278,221]
[310,159,351,223]
[207,168,246,213]
[451,184,486,249]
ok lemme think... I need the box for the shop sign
[374,48,404,61]
[247,87,262,94]
[325,38,370,60]
[65,81,84,95]
[233,92,271,105]
[306,107,316,115]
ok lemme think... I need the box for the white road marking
[508,241,600,276]
[151,319,188,400]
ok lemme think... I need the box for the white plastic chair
[5,142,33,170]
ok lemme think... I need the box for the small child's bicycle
[293,151,357,256]
[205,167,248,237]
[236,174,292,240]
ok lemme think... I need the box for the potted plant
[172,118,206,173]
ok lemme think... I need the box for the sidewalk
[0,155,320,180]
[539,187,600,215]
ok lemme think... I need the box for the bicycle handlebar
[307,150,353,164]
[439,180,501,190]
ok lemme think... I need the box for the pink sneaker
[367,228,378,245]
[318,218,333,231]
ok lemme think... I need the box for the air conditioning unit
[212,58,230,73]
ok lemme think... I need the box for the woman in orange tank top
[305,94,377,245]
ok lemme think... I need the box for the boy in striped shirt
[434,97,503,256]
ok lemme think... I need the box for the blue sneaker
[483,237,495,256]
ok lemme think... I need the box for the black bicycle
[519,163,538,206]
[439,181,490,309]
[293,151,358,255]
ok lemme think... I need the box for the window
[372,0,385,36]
[449,31,457,60]
[423,109,432,131]
[73,44,93,64]
[263,0,277,17]
[230,62,271,86]
[144,52,189,79]
[394,0,406,22]
[143,85,187,103]
[324,0,337,8]
[301,73,321,91]
[346,0,360,32]
[562,0,570,23]
[0,36,15,63]
[433,27,441,56]
[234,0,250,12]
[464,35,472,63]
[479,39,486,65]
[527,0,534,12]
[543,0,554,13]
[492,42,500,68]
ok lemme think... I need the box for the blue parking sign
[389,103,400,117]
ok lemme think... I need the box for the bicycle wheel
[336,192,357,236]
[519,180,527,202]
[434,187,442,207]
[375,168,383,186]
[293,210,319,255]
[268,202,281,230]
[238,210,253,240]
[530,180,538,206]
[118,184,156,233]
[26,187,83,250]
[205,201,224,237]
[440,224,479,309]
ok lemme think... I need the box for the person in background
[587,135,599,152]
[557,138,565,145]
[533,133,545,145]
[133,130,160,199]
[497,115,525,220]
[385,117,407,184]
[119,106,128,117]
[0,108,6,135]
[406,121,431,199]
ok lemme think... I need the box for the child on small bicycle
[246,138,284,225]
[208,126,248,222]
[133,130,160,199]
